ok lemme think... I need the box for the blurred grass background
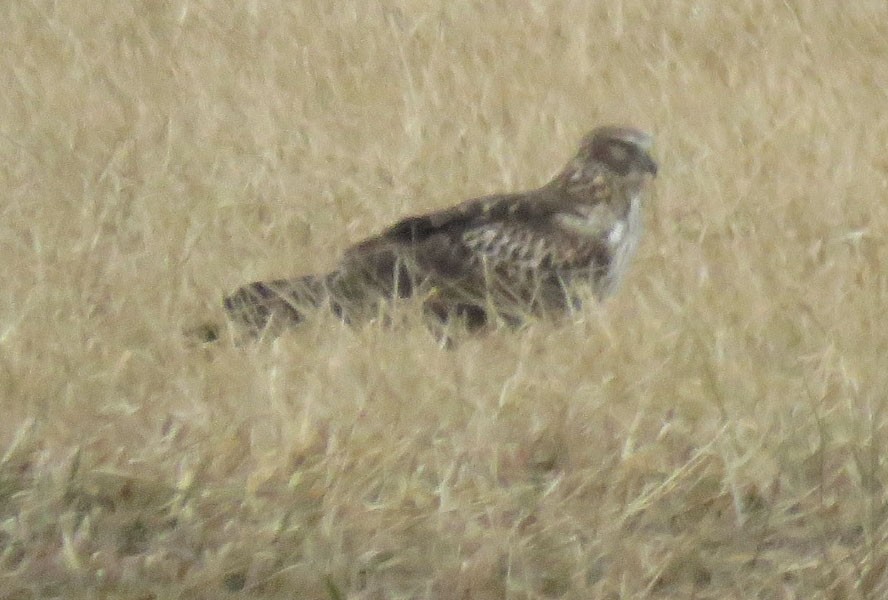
[1,1,887,597]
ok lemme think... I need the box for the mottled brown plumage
[223,126,657,337]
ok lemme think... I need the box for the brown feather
[223,126,657,337]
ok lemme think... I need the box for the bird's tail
[221,245,425,337]
[223,274,330,335]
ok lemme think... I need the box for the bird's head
[583,126,657,177]
[553,126,658,196]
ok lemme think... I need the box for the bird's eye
[608,144,629,163]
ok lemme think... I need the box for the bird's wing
[343,191,614,280]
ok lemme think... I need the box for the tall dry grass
[1,1,887,598]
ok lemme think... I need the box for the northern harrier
[223,126,657,338]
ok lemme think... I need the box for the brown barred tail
[223,275,328,335]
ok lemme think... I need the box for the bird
[222,126,657,339]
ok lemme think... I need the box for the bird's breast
[552,203,618,242]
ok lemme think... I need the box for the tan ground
[2,1,888,598]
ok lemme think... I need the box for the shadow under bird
[222,126,657,339]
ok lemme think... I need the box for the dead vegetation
[1,1,887,598]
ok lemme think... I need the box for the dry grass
[2,1,888,598]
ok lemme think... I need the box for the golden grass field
[2,1,888,598]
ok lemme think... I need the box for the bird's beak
[642,154,658,177]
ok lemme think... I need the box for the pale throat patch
[607,221,625,246]
[553,199,619,240]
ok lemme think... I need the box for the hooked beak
[642,153,658,177]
